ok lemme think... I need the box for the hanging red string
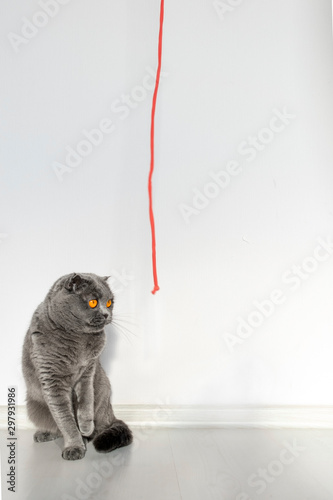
[148,0,164,294]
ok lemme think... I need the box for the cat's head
[46,273,114,334]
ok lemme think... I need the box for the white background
[1,0,333,406]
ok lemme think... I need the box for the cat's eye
[106,300,112,308]
[89,299,98,308]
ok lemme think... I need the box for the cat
[22,272,133,461]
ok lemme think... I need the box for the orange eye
[89,299,98,308]
[106,299,112,308]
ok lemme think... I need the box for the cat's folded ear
[65,273,87,293]
[102,276,110,282]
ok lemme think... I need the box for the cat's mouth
[88,317,111,329]
[90,321,105,328]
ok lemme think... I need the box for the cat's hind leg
[90,364,132,453]
[34,430,61,442]
[27,397,62,442]
[92,417,133,453]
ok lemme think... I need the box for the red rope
[148,0,164,294]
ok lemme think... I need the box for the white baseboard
[1,405,333,430]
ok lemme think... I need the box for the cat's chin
[88,319,112,331]
[84,323,105,334]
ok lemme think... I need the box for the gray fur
[22,272,132,461]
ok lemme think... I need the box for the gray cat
[22,272,133,461]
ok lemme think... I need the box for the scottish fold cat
[22,272,132,460]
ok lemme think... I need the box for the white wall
[1,0,333,407]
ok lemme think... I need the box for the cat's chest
[70,335,105,383]
[76,334,105,364]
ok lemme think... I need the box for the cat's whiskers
[112,319,138,337]
[113,314,138,327]
[114,320,138,338]
[111,322,132,345]
[111,318,139,345]
[113,312,137,318]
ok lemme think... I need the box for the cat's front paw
[79,420,94,437]
[62,446,86,461]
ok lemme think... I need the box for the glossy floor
[1,428,333,499]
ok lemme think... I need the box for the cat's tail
[92,419,133,453]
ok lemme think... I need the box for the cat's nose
[103,313,108,319]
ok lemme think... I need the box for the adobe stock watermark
[60,398,172,500]
[8,0,72,53]
[109,269,134,295]
[223,237,333,353]
[60,450,126,500]
[179,106,295,224]
[213,0,244,21]
[235,439,306,499]
[52,66,168,182]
